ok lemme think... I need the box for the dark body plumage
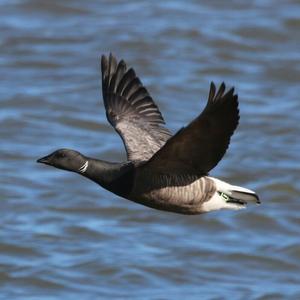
[37,54,259,215]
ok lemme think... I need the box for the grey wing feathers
[101,54,172,162]
[142,82,239,175]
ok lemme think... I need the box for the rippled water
[1,0,300,299]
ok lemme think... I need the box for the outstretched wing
[141,82,239,175]
[101,54,171,162]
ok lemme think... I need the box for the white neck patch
[78,161,89,173]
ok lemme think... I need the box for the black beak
[37,155,51,165]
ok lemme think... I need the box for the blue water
[1,0,300,299]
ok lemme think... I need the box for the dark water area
[1,0,300,299]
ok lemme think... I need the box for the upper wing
[141,82,239,175]
[101,54,172,162]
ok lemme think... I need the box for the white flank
[78,161,89,173]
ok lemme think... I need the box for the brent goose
[37,54,260,214]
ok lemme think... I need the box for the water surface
[1,0,300,299]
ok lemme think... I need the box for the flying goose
[37,54,260,214]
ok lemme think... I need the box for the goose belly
[129,174,216,214]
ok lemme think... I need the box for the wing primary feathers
[215,82,226,100]
[143,82,239,175]
[222,87,235,104]
[208,82,216,102]
[129,87,148,104]
[100,54,172,162]
[116,68,136,95]
[109,60,126,93]
[108,53,117,82]
[122,77,142,99]
[101,55,109,98]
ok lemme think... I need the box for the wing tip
[101,52,118,67]
[101,55,108,75]
[100,53,171,139]
[209,82,216,102]
[208,81,238,104]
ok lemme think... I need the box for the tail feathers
[230,186,260,204]
[211,177,260,205]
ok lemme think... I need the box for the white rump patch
[78,161,88,173]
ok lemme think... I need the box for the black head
[37,149,87,173]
